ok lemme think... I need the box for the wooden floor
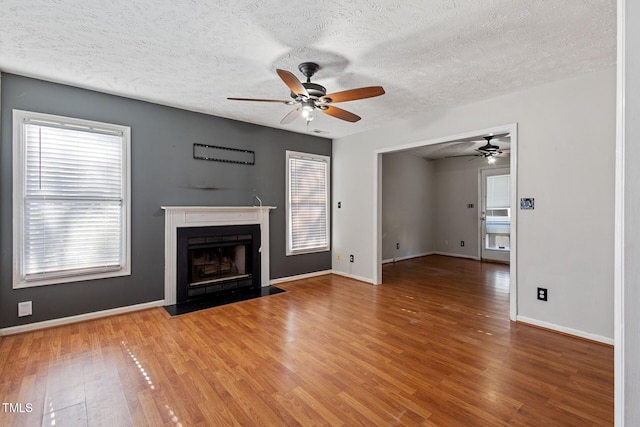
[0,255,613,426]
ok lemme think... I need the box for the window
[286,151,330,255]
[485,174,511,251]
[13,110,131,288]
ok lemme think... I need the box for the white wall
[617,0,640,423]
[381,152,435,262]
[333,67,615,341]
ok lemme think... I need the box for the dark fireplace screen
[189,239,249,285]
[176,225,261,303]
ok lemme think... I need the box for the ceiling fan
[228,62,385,125]
[474,135,510,163]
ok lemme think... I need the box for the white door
[480,168,511,263]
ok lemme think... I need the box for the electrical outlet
[338,201,341,208]
[467,203,474,208]
[396,242,400,249]
[537,287,548,301]
[349,254,354,263]
[18,301,32,317]
[460,241,465,247]
[336,253,341,261]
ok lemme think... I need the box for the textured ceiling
[0,0,616,139]
[409,135,511,160]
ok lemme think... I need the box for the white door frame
[373,123,518,321]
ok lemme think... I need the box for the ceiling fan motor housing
[480,144,500,152]
[478,135,500,152]
[289,62,327,98]
[300,82,326,98]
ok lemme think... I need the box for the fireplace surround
[162,206,275,305]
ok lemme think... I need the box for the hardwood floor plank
[0,255,613,426]
[45,402,88,427]
[337,389,406,426]
[290,386,347,426]
[136,389,166,426]
[272,391,323,426]
[377,388,435,422]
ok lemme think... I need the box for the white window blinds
[287,152,330,255]
[14,110,130,286]
[486,174,510,208]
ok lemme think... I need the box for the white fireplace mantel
[162,206,276,305]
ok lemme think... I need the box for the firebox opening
[177,225,261,303]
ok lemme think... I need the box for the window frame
[286,150,331,256]
[12,109,131,288]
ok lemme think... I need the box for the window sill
[13,267,131,289]
[286,247,331,256]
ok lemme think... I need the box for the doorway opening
[375,124,518,320]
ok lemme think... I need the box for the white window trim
[286,150,331,256]
[12,109,131,288]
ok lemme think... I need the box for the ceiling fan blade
[321,86,385,103]
[227,97,291,103]
[321,105,361,122]
[280,107,302,124]
[276,69,309,97]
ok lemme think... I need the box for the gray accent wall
[381,151,435,261]
[0,73,331,328]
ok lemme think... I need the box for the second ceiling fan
[474,135,510,163]
[228,62,385,124]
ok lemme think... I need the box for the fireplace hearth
[177,225,260,303]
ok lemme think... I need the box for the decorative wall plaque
[520,198,535,210]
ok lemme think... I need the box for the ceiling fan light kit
[228,62,385,127]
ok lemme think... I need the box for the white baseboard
[433,251,480,261]
[269,270,332,285]
[330,270,376,285]
[382,251,435,264]
[0,300,165,336]
[516,315,614,345]
[273,269,375,286]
